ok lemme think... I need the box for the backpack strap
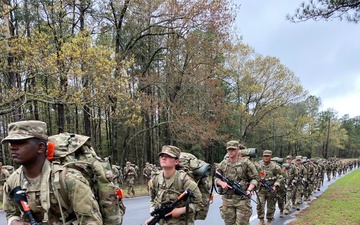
[52,163,70,224]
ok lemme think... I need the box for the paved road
[0,168,356,224]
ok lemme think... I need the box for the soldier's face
[159,154,177,169]
[263,155,271,163]
[227,148,238,159]
[8,139,42,165]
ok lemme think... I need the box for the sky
[234,0,360,118]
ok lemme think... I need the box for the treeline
[0,0,359,167]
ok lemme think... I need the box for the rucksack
[2,165,15,175]
[178,152,211,220]
[47,132,124,225]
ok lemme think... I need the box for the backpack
[178,152,211,220]
[47,132,124,225]
[2,165,15,175]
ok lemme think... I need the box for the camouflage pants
[326,170,331,181]
[126,177,135,194]
[256,188,276,221]
[295,184,303,206]
[220,196,252,225]
[276,186,286,211]
[285,187,296,210]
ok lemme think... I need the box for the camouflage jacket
[3,160,103,225]
[216,157,259,198]
[258,161,283,187]
[149,170,202,224]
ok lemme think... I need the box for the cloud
[234,0,360,118]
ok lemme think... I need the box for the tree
[287,0,360,23]
[224,39,307,145]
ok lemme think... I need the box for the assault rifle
[214,171,258,204]
[259,179,281,198]
[148,189,195,225]
[9,186,41,225]
[123,169,131,180]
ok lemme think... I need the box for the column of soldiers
[261,155,359,225]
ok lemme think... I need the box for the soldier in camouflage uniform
[145,145,202,225]
[124,161,137,196]
[143,162,153,182]
[2,120,103,224]
[294,156,308,210]
[256,150,283,225]
[216,140,259,225]
[270,157,286,218]
[283,155,298,215]
[112,164,120,186]
[0,162,11,201]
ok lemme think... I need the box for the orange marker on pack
[47,142,55,161]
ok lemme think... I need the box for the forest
[1,0,359,167]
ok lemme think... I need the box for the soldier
[145,145,202,225]
[283,155,299,215]
[215,140,259,225]
[0,162,11,201]
[294,156,308,210]
[271,157,286,218]
[123,161,137,196]
[143,162,152,182]
[112,164,120,186]
[256,150,283,225]
[2,120,103,224]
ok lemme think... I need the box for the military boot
[284,209,289,215]
[266,220,272,225]
[258,219,265,225]
[132,189,135,195]
[279,210,284,218]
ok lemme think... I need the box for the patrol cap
[263,150,272,156]
[286,155,292,160]
[295,156,302,161]
[159,145,181,158]
[126,161,131,165]
[226,140,239,150]
[2,120,48,143]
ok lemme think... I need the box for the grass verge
[290,169,360,225]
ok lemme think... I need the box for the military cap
[263,150,272,156]
[295,155,302,160]
[226,140,239,150]
[126,161,131,165]
[2,120,48,143]
[286,155,292,160]
[158,145,181,158]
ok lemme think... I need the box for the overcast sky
[234,0,360,118]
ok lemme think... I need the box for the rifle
[9,186,41,225]
[259,179,281,198]
[214,170,258,204]
[123,169,131,180]
[148,189,195,225]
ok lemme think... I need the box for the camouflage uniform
[0,163,10,201]
[2,120,103,225]
[143,162,153,182]
[294,156,308,210]
[148,145,202,225]
[124,162,137,195]
[112,165,120,186]
[216,141,259,225]
[4,161,103,224]
[283,156,299,215]
[271,157,286,218]
[256,150,283,225]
